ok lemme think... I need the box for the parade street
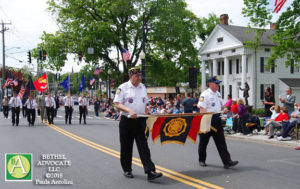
[0,108,298,189]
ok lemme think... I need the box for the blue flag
[22,75,36,104]
[79,74,85,92]
[60,75,69,91]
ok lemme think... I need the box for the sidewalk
[226,133,300,148]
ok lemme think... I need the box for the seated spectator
[172,105,180,114]
[270,105,281,119]
[246,108,262,133]
[159,105,167,114]
[237,98,251,135]
[166,103,174,114]
[224,94,232,109]
[278,103,300,141]
[264,106,289,139]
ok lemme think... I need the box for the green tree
[34,0,203,86]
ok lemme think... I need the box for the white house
[199,14,300,108]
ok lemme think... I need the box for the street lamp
[107,70,112,104]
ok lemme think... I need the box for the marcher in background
[22,102,27,118]
[38,92,47,123]
[94,97,101,117]
[63,93,74,124]
[45,93,56,124]
[114,67,163,181]
[24,95,37,126]
[54,94,60,117]
[263,87,275,117]
[79,93,88,124]
[182,92,195,113]
[2,96,9,119]
[279,87,296,116]
[197,76,238,169]
[9,92,22,126]
[239,82,250,105]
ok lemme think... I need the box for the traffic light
[42,50,47,60]
[27,51,31,63]
[39,50,42,60]
[78,51,82,61]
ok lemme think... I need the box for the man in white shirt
[197,76,238,169]
[114,67,162,181]
[45,93,56,124]
[24,95,37,126]
[8,92,22,126]
[63,93,74,124]
[78,93,88,124]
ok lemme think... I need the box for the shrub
[252,109,265,116]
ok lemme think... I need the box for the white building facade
[199,15,300,108]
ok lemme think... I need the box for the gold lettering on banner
[163,118,187,137]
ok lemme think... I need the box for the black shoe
[12,123,15,126]
[84,122,86,124]
[69,122,72,125]
[28,123,31,126]
[16,124,19,126]
[147,171,163,181]
[123,171,134,178]
[224,160,239,169]
[199,161,207,167]
[268,135,274,139]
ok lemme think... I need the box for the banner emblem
[163,118,187,137]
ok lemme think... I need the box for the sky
[0,0,293,74]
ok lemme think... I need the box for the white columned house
[199,14,300,109]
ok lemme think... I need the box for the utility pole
[1,21,11,99]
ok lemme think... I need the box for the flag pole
[68,73,70,94]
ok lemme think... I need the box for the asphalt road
[0,108,299,189]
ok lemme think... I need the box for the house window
[236,59,239,74]
[265,48,270,52]
[232,49,236,53]
[207,54,210,57]
[229,60,232,75]
[260,57,275,73]
[221,61,224,75]
[217,37,223,43]
[260,84,275,100]
[222,85,224,99]
[291,60,300,73]
[240,59,242,73]
[229,85,232,96]
[217,62,221,75]
[219,51,222,55]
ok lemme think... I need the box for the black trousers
[11,107,20,125]
[65,106,73,124]
[46,107,55,124]
[119,116,155,173]
[27,109,36,125]
[3,105,9,118]
[22,106,27,117]
[198,114,231,165]
[79,106,86,123]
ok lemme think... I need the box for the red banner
[33,74,48,92]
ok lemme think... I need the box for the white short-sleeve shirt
[113,81,148,116]
[197,88,223,113]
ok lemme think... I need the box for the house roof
[219,24,275,46]
[280,78,300,88]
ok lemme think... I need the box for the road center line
[46,123,224,189]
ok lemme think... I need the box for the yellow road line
[46,123,224,189]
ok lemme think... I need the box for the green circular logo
[7,155,31,179]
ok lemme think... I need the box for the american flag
[121,48,131,61]
[90,77,96,85]
[93,67,102,75]
[274,0,287,13]
[2,72,13,88]
[18,84,25,99]
[13,79,18,86]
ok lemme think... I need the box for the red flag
[18,85,25,99]
[33,74,48,92]
[274,0,287,13]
